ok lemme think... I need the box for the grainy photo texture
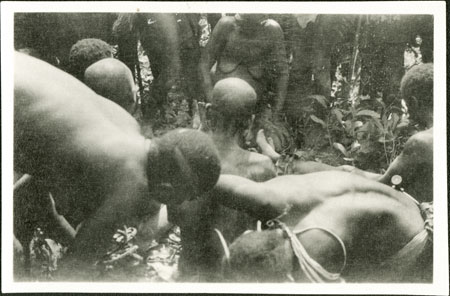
[2,2,448,294]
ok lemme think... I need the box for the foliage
[302,93,415,172]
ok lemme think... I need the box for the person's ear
[172,146,198,198]
[408,96,419,113]
[205,103,212,120]
[146,139,162,182]
[244,114,256,144]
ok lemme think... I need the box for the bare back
[14,53,142,175]
[216,171,429,282]
[264,172,428,282]
[290,189,425,281]
[14,53,150,259]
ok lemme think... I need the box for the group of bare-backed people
[13,13,433,283]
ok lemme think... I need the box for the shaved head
[147,129,221,205]
[225,229,294,282]
[84,58,137,113]
[69,38,113,80]
[212,78,257,119]
[400,63,433,127]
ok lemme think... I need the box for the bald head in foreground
[68,38,113,81]
[14,52,221,278]
[84,58,138,114]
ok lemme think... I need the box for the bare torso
[14,53,152,260]
[270,172,427,282]
[210,17,287,101]
[172,140,276,280]
[215,171,429,282]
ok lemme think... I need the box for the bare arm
[248,159,277,182]
[378,129,433,185]
[48,193,76,244]
[289,160,381,180]
[201,16,234,102]
[265,20,289,115]
[157,13,182,88]
[68,165,152,263]
[256,129,281,163]
[211,174,286,221]
[338,165,381,180]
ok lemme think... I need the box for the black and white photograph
[1,1,448,294]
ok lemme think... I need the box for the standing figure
[113,13,205,122]
[204,14,290,152]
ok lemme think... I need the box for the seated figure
[258,63,434,201]
[378,63,433,201]
[169,78,277,281]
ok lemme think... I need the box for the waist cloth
[268,219,347,283]
[381,201,433,270]
[270,201,433,283]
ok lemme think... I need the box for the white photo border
[1,1,447,294]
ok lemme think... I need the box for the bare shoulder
[216,16,237,30]
[14,53,146,176]
[407,128,433,146]
[262,19,284,36]
[403,128,433,157]
[248,152,277,182]
[263,19,283,29]
[91,93,141,134]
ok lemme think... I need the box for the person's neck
[145,138,162,183]
[405,165,433,204]
[212,129,243,155]
[415,112,433,130]
[237,20,261,35]
[424,116,433,130]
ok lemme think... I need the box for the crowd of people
[13,13,433,283]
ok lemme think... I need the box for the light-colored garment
[380,201,433,279]
[385,229,430,265]
[273,219,347,283]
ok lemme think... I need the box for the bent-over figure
[14,52,221,279]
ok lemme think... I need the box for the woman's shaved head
[68,38,113,80]
[212,78,257,119]
[400,63,433,127]
[225,229,294,282]
[147,129,221,204]
[84,58,137,113]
